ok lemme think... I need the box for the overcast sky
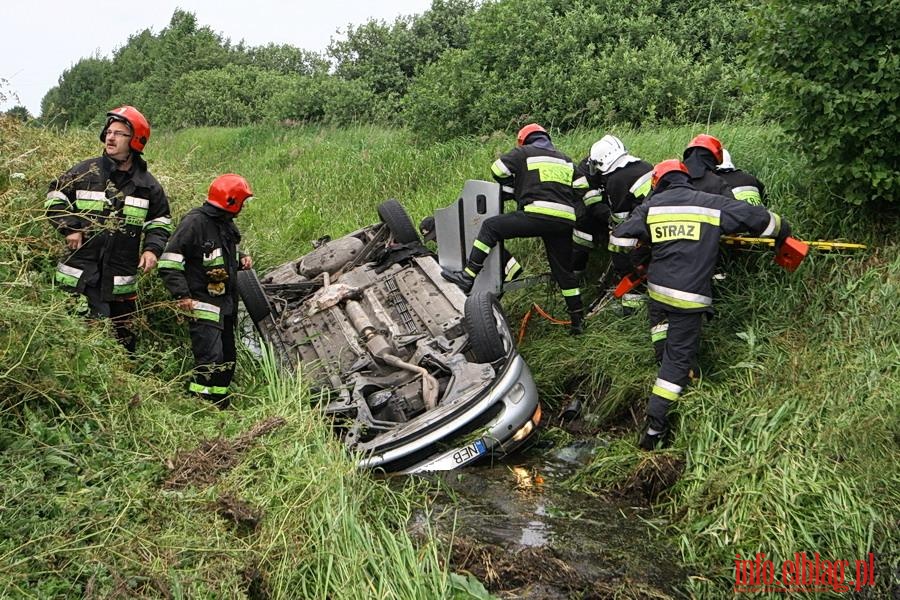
[0,0,434,116]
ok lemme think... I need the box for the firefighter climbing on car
[441,123,585,335]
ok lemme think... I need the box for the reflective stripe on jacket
[491,143,578,223]
[612,182,786,313]
[158,204,243,326]
[46,155,171,300]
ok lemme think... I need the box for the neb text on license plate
[453,439,486,464]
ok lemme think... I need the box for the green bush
[751,0,899,205]
[403,0,760,139]
[163,65,298,127]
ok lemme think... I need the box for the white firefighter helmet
[589,134,638,176]
[717,148,735,172]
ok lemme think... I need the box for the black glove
[774,219,792,252]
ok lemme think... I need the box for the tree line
[29,0,900,206]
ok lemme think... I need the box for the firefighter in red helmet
[441,123,585,334]
[683,134,735,199]
[158,175,255,408]
[613,159,792,450]
[45,105,172,351]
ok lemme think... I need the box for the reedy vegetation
[0,118,455,598]
[2,116,897,596]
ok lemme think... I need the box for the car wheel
[377,198,420,244]
[464,291,508,363]
[236,269,272,324]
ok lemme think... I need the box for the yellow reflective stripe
[203,248,225,267]
[75,199,106,211]
[45,191,68,208]
[647,283,711,309]
[55,263,83,287]
[561,288,580,297]
[523,202,576,221]
[572,175,589,189]
[504,257,522,282]
[464,267,477,277]
[652,378,682,401]
[189,382,228,395]
[629,172,653,199]
[491,159,512,178]
[473,240,492,254]
[731,186,762,205]
[144,216,173,232]
[192,301,221,322]
[651,323,668,342]
[113,275,137,294]
[583,189,604,206]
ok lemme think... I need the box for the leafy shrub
[750,0,899,205]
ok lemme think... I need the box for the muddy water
[408,440,688,599]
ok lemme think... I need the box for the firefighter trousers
[189,314,237,407]
[465,211,582,316]
[84,284,137,353]
[571,202,611,273]
[646,303,705,432]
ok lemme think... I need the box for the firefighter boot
[640,397,670,450]
[441,269,475,294]
[569,310,585,336]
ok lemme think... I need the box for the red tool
[774,237,809,272]
[613,264,647,298]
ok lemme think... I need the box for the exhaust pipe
[345,301,439,409]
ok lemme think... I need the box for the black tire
[377,199,419,244]
[236,269,272,324]
[464,291,509,363]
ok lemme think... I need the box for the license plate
[406,438,488,472]
[452,438,486,465]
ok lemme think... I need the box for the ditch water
[407,438,689,599]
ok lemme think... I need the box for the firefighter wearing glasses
[45,105,172,351]
[613,160,791,450]
[158,175,254,408]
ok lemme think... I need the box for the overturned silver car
[238,182,540,473]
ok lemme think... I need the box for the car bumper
[355,353,540,473]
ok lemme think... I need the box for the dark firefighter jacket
[716,168,767,206]
[612,178,789,314]
[573,158,653,254]
[684,149,735,199]
[45,154,172,300]
[158,204,243,328]
[490,139,578,223]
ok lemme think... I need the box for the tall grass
[0,118,455,598]
[3,116,898,597]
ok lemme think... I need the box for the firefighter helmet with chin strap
[207,174,253,214]
[516,123,548,146]
[651,159,689,189]
[588,134,637,176]
[100,105,151,153]
[684,133,724,164]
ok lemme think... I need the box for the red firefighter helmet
[516,123,548,146]
[651,159,689,189]
[207,174,253,214]
[684,133,724,164]
[100,105,151,153]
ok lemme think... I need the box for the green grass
[2,116,898,598]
